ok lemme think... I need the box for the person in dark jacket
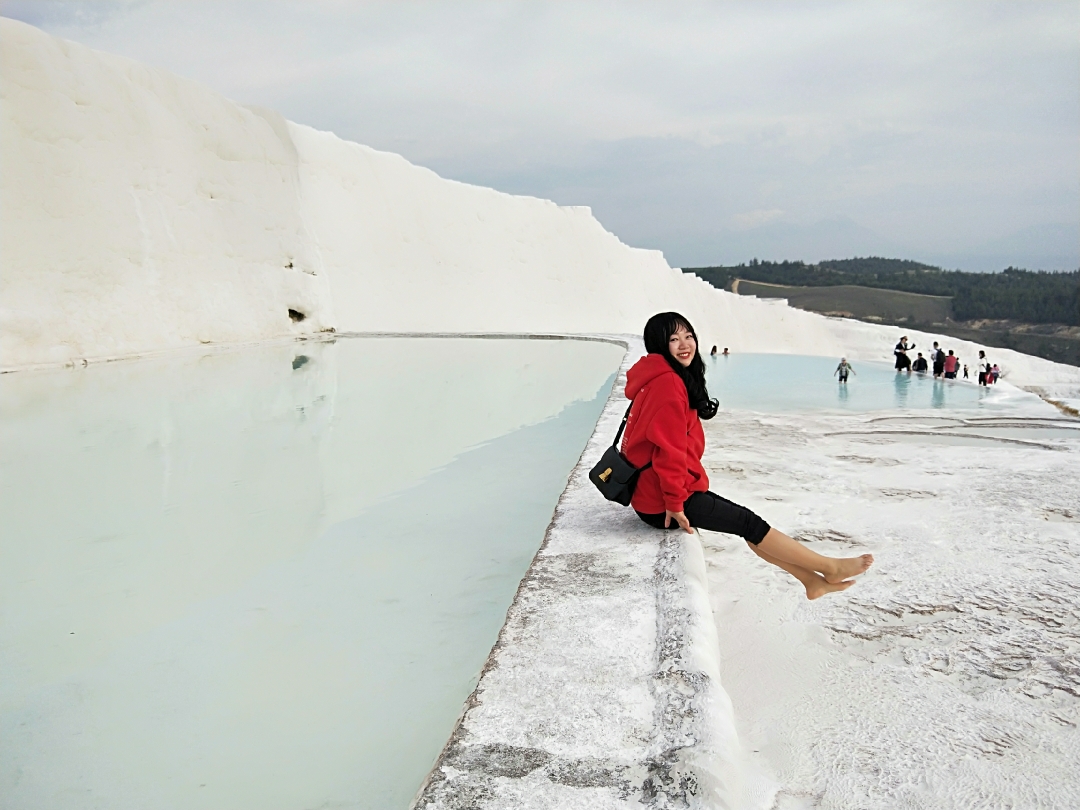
[931,342,945,378]
[894,336,914,373]
[912,353,929,374]
[621,312,874,599]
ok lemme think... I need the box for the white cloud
[2,0,1077,269]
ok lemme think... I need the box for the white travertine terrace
[3,17,1080,810]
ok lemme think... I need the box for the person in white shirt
[976,350,990,386]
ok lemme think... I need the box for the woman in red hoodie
[622,312,873,599]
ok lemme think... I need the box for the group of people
[892,337,999,386]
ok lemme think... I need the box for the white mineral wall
[1,18,332,370]
[3,17,1079,404]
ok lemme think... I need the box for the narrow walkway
[416,340,744,809]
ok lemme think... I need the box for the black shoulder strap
[613,400,652,471]
[613,400,634,447]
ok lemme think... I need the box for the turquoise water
[0,337,624,810]
[706,353,991,412]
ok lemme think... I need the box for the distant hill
[733,279,952,326]
[687,258,1079,326]
[686,258,1080,366]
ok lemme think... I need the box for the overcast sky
[4,1,1078,271]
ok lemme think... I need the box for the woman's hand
[664,510,693,534]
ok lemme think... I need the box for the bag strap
[613,400,652,471]
[613,400,633,447]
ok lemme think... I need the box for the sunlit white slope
[291,124,728,338]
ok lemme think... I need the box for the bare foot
[805,574,855,600]
[823,554,874,584]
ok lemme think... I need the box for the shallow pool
[707,353,1000,412]
[0,337,625,810]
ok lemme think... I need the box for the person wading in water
[621,312,874,599]
[894,336,914,374]
[835,357,856,383]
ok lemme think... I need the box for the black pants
[636,490,771,545]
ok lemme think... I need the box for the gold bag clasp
[598,468,613,482]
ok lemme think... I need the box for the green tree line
[687,258,1080,326]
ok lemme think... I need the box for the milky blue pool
[706,353,994,412]
[0,337,625,810]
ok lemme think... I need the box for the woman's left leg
[654,493,872,598]
[680,492,874,586]
[755,527,873,583]
[746,542,855,600]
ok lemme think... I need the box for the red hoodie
[620,353,709,514]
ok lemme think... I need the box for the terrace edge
[411,335,744,810]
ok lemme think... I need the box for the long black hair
[643,312,719,420]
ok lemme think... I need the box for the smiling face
[668,325,697,367]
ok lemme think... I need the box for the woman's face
[668,325,696,367]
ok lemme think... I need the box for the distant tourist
[943,350,959,379]
[835,357,855,383]
[722,347,729,356]
[894,336,915,374]
[710,345,718,356]
[977,351,990,386]
[912,353,928,374]
[616,312,873,599]
[991,363,1001,384]
[963,364,969,380]
[932,342,946,378]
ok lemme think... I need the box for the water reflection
[893,372,911,408]
[931,378,946,409]
[0,337,624,810]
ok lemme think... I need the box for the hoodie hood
[625,353,679,399]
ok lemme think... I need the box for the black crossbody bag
[588,400,652,506]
